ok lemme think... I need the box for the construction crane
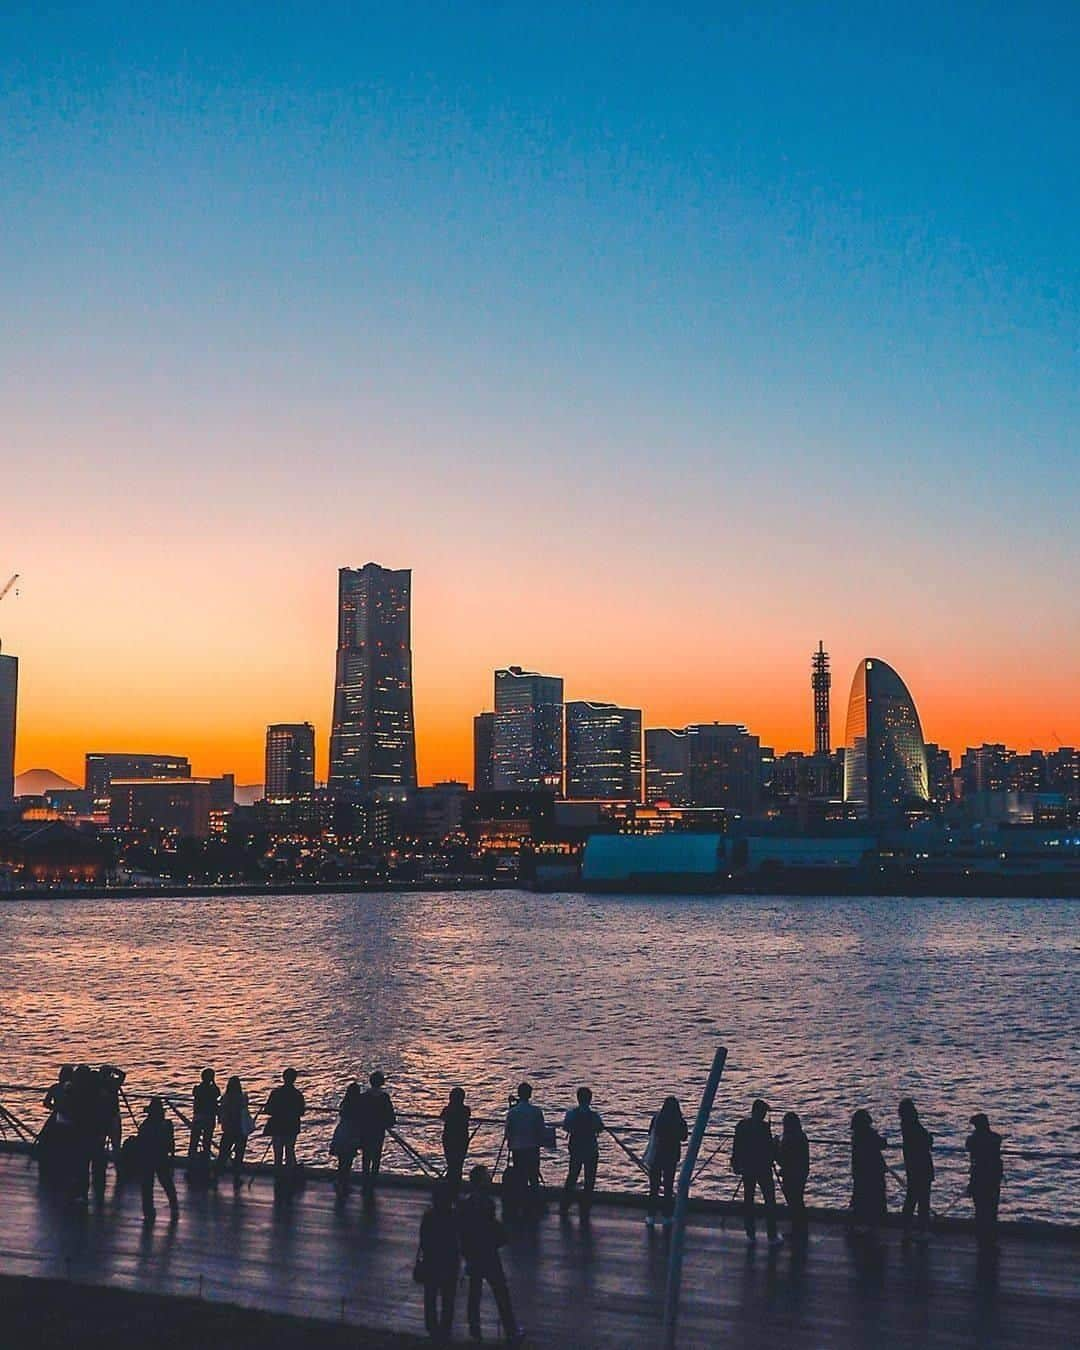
[0,574,17,605]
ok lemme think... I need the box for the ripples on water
[0,892,1076,1221]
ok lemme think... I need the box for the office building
[687,723,763,815]
[565,701,642,800]
[473,712,495,792]
[645,723,762,814]
[924,743,954,804]
[492,666,563,792]
[843,657,930,819]
[265,723,316,800]
[85,752,190,805]
[0,650,16,809]
[328,564,417,797]
[108,778,212,839]
[645,728,693,806]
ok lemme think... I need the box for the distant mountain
[234,784,264,807]
[15,768,80,796]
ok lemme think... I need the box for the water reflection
[0,891,1076,1220]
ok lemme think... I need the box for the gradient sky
[3,2,1077,786]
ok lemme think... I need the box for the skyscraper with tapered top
[328,564,417,798]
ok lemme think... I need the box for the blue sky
[3,2,1078,776]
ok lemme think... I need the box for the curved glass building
[843,658,929,819]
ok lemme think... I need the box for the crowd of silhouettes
[32,1062,1009,1307]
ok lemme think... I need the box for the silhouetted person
[505,1081,545,1205]
[458,1165,522,1345]
[37,1064,74,1189]
[332,1079,365,1195]
[778,1111,810,1238]
[418,1181,461,1343]
[138,1097,178,1222]
[440,1087,471,1195]
[645,1095,688,1227]
[189,1068,220,1159]
[851,1109,888,1233]
[559,1086,603,1221]
[43,1064,74,1115]
[67,1064,104,1203]
[356,1070,396,1205]
[263,1068,305,1181]
[899,1098,934,1240]
[732,1098,782,1246]
[966,1113,1004,1247]
[216,1075,252,1183]
[98,1064,127,1160]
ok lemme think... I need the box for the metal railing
[1,1079,1077,1228]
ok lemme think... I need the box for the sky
[2,2,1077,787]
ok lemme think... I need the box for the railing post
[663,1045,727,1347]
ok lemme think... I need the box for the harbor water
[0,891,1076,1222]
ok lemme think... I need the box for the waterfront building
[565,701,642,801]
[492,666,563,792]
[0,649,16,809]
[328,564,417,798]
[958,743,1078,801]
[843,657,929,819]
[0,821,109,885]
[108,778,213,839]
[411,781,470,841]
[960,743,1013,796]
[688,723,762,815]
[473,711,495,792]
[644,727,693,805]
[645,723,762,814]
[812,641,831,755]
[924,743,954,804]
[85,752,190,806]
[265,723,316,800]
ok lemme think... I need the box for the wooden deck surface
[0,1155,1076,1347]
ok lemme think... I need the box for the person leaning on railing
[644,1096,688,1228]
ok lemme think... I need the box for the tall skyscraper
[85,752,190,805]
[328,564,417,797]
[0,648,17,808]
[473,712,495,792]
[565,701,642,800]
[812,641,831,755]
[492,666,563,791]
[265,723,316,800]
[843,657,929,819]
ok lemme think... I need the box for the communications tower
[811,641,831,755]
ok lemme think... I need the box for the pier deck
[0,1155,1075,1347]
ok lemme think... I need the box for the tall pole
[663,1045,727,1345]
[812,640,831,757]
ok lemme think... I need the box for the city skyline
[6,564,1077,793]
[3,5,1077,786]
